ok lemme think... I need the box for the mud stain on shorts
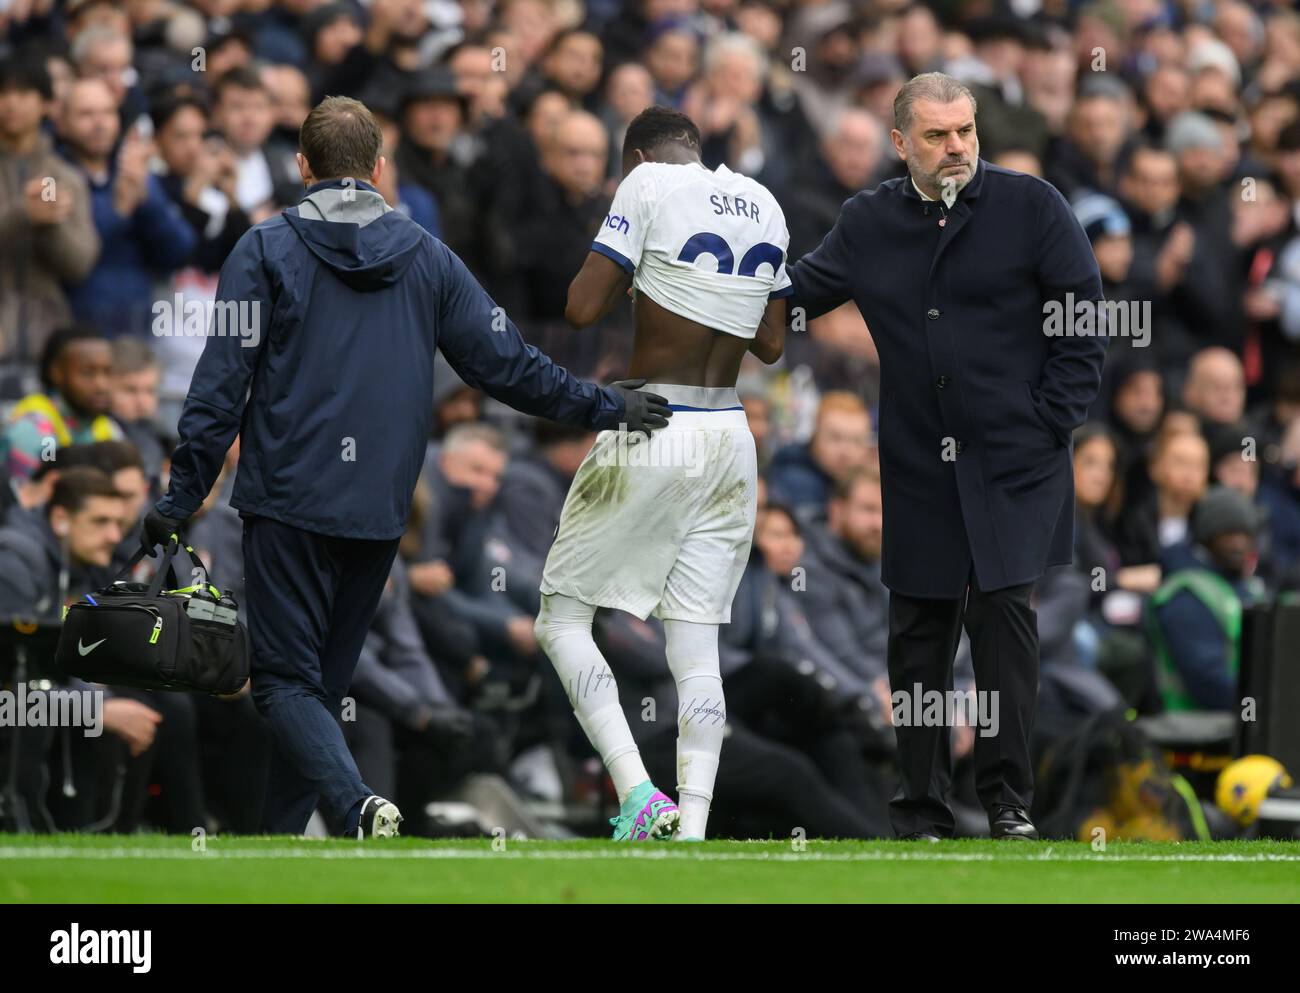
[569,461,630,516]
[711,475,749,516]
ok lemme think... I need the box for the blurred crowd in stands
[1,0,1298,838]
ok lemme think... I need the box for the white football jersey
[591,161,792,339]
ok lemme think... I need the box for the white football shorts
[540,384,758,624]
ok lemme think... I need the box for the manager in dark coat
[142,97,668,838]
[788,73,1107,840]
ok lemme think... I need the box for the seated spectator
[1112,421,1210,568]
[798,466,891,697]
[4,326,122,480]
[1073,424,1151,595]
[0,466,170,831]
[1101,351,1164,502]
[540,28,604,108]
[1072,425,1162,706]
[953,15,1050,162]
[642,24,699,110]
[896,3,945,76]
[598,62,655,180]
[741,504,882,717]
[1046,80,1131,199]
[261,62,312,147]
[82,438,148,567]
[304,0,415,104]
[1165,113,1243,354]
[109,338,167,487]
[767,390,873,514]
[429,353,483,439]
[1072,192,1151,365]
[394,68,485,275]
[683,32,770,179]
[407,424,536,701]
[991,148,1042,176]
[5,440,98,522]
[783,108,886,263]
[1146,487,1267,711]
[0,465,122,615]
[1183,346,1247,426]
[1247,361,1300,470]
[739,388,774,469]
[524,88,571,156]
[211,67,301,223]
[152,93,252,274]
[1115,143,1196,369]
[486,419,594,615]
[149,90,255,423]
[517,110,610,323]
[1205,420,1260,497]
[57,77,196,336]
[1140,64,1192,145]
[300,4,364,102]
[68,20,145,123]
[364,87,442,237]
[346,557,481,834]
[0,53,100,396]
[725,502,896,832]
[1257,414,1300,587]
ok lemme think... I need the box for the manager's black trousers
[886,571,1038,837]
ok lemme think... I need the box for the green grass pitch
[2,835,1299,902]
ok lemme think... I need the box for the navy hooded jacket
[157,179,626,540]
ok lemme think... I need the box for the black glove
[141,506,185,557]
[609,378,672,437]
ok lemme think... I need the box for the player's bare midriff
[625,291,751,388]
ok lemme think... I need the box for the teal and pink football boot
[609,781,680,840]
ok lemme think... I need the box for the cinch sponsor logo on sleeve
[604,214,630,234]
[49,924,151,973]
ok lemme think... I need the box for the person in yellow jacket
[3,326,122,480]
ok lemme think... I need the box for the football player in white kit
[533,107,790,840]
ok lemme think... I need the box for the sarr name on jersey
[709,193,761,222]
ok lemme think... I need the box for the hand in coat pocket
[1024,381,1069,448]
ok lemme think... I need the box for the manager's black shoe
[989,804,1038,840]
[899,831,943,842]
[356,795,403,840]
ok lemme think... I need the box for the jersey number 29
[677,233,784,278]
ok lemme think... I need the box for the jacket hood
[282,180,426,291]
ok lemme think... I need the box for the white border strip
[1,847,1299,863]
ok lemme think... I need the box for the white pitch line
[1,847,1299,864]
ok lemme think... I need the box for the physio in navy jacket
[788,73,1107,841]
[144,97,668,838]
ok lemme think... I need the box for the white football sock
[664,618,725,840]
[535,593,649,804]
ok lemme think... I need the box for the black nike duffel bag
[56,539,249,695]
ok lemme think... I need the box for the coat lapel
[914,159,987,283]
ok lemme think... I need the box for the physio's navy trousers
[242,515,400,833]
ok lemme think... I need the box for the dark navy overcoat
[789,160,1107,597]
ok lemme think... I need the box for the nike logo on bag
[77,638,106,656]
